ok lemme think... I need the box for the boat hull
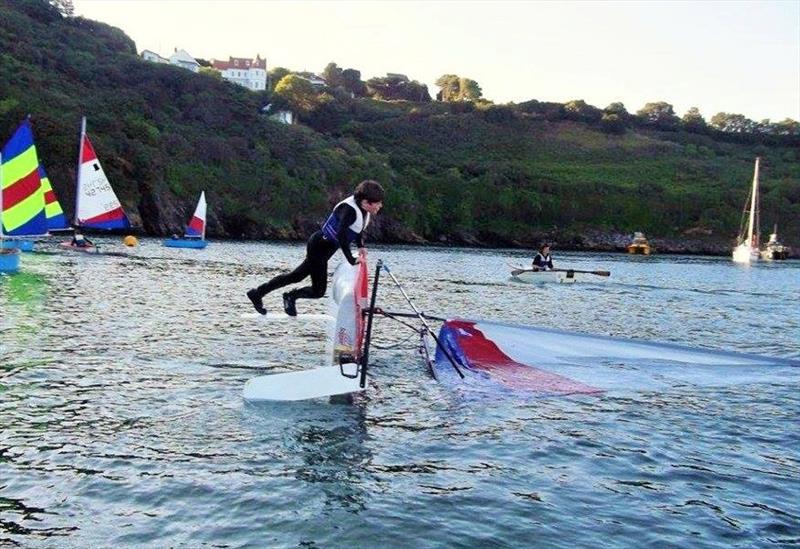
[1,239,34,252]
[512,270,581,284]
[732,244,759,263]
[163,238,207,249]
[59,241,99,254]
[0,248,21,273]
[627,244,650,255]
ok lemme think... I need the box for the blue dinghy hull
[163,238,207,249]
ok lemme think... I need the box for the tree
[435,74,460,101]
[268,67,291,92]
[458,77,482,101]
[709,112,757,133]
[322,62,344,88]
[600,113,626,134]
[564,99,602,123]
[366,74,431,101]
[682,107,707,132]
[435,74,482,102]
[199,67,222,80]
[772,118,800,136]
[274,74,317,112]
[636,101,680,130]
[342,68,367,97]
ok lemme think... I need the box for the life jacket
[533,252,552,269]
[321,196,370,243]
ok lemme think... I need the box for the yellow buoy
[123,235,139,247]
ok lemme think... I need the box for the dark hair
[539,243,550,252]
[354,180,385,203]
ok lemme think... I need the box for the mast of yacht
[747,157,760,248]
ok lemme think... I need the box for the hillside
[1,0,798,253]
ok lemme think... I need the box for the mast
[0,150,4,238]
[747,156,761,248]
[75,116,86,227]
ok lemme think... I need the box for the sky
[72,0,800,122]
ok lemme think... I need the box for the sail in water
[75,117,130,230]
[1,119,48,252]
[432,319,800,396]
[732,157,761,264]
[39,163,69,231]
[163,191,208,248]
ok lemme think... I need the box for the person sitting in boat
[532,243,554,271]
[71,233,93,248]
[246,180,385,316]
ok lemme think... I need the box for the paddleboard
[243,364,364,401]
[511,270,579,284]
[59,241,100,254]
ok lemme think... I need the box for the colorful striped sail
[1,120,48,237]
[75,119,130,230]
[39,164,69,231]
[185,191,206,238]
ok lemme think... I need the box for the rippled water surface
[1,239,799,548]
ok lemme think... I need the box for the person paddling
[247,180,384,316]
[532,243,554,271]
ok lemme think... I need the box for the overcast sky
[72,0,800,121]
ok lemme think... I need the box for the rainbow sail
[75,117,130,230]
[185,191,206,238]
[39,163,69,231]
[1,119,47,238]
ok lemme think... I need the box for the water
[1,239,799,548]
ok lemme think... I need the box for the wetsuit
[533,252,553,270]
[254,197,368,301]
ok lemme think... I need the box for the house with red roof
[211,55,267,91]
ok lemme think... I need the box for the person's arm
[547,256,553,269]
[532,254,542,270]
[334,205,358,265]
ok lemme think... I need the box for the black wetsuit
[254,203,365,301]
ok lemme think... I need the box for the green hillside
[1,0,798,252]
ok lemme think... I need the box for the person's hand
[358,248,367,262]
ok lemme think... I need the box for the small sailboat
[627,232,651,255]
[732,158,762,264]
[1,119,49,271]
[164,191,208,249]
[61,116,131,253]
[761,225,790,260]
[39,163,69,233]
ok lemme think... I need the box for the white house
[212,55,267,91]
[169,49,200,73]
[141,48,200,73]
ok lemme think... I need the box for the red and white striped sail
[185,191,206,238]
[75,117,130,230]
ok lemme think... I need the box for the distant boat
[761,225,790,260]
[1,119,49,271]
[732,158,761,264]
[164,191,208,249]
[61,116,131,253]
[627,232,651,255]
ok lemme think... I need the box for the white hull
[512,270,580,284]
[732,244,759,264]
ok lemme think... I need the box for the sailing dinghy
[243,260,370,401]
[1,119,49,270]
[60,117,130,253]
[164,191,208,249]
[243,260,798,402]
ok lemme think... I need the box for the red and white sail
[185,191,206,238]
[75,117,130,230]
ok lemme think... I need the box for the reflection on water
[0,238,799,547]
